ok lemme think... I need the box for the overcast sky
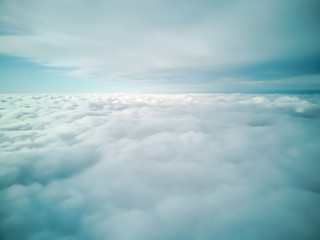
[0,0,319,92]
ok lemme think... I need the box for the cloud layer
[0,0,319,90]
[1,93,320,239]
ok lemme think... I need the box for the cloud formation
[0,0,319,90]
[0,93,320,240]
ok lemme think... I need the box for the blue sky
[0,0,319,93]
[0,55,147,93]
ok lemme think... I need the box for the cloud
[0,0,319,87]
[0,93,320,240]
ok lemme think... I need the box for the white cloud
[0,93,320,239]
[0,0,319,83]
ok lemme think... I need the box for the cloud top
[0,93,320,239]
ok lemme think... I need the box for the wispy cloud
[0,0,319,89]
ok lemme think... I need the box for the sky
[1,93,320,239]
[0,0,320,93]
[1,1,320,238]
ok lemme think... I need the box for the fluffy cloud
[0,94,320,240]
